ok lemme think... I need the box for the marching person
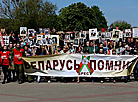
[13,43,24,84]
[8,43,15,82]
[0,45,10,84]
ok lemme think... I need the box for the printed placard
[124,29,131,37]
[89,28,98,40]
[133,28,138,38]
[112,29,120,40]
[20,27,27,36]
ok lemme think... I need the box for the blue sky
[50,0,138,27]
[0,0,137,27]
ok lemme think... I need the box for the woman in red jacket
[0,45,10,84]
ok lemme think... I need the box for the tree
[110,20,131,31]
[58,2,107,31]
[91,6,107,30]
[0,0,57,34]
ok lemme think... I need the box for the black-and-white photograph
[28,39,35,47]
[101,32,106,39]
[73,38,79,46]
[70,33,75,40]
[113,31,119,38]
[112,29,120,40]
[51,35,59,46]
[124,29,131,37]
[20,27,27,36]
[65,34,70,42]
[3,36,9,45]
[28,29,34,37]
[89,28,98,40]
[81,31,86,38]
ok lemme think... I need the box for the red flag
[101,28,105,32]
[0,29,5,47]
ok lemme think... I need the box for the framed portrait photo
[89,28,98,40]
[80,31,86,38]
[28,29,34,38]
[50,35,59,46]
[64,34,70,42]
[73,38,79,47]
[124,29,131,38]
[112,29,120,41]
[20,27,27,36]
[3,36,9,45]
[28,39,35,47]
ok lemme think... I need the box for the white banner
[22,54,138,77]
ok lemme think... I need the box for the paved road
[0,81,138,102]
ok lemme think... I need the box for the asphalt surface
[0,81,138,102]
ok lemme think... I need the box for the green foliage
[0,0,57,34]
[0,1,108,34]
[110,20,131,31]
[58,2,107,31]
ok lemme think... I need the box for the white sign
[124,29,131,37]
[3,36,9,45]
[20,27,27,36]
[89,28,98,40]
[133,28,138,38]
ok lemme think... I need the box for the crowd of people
[0,31,138,84]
